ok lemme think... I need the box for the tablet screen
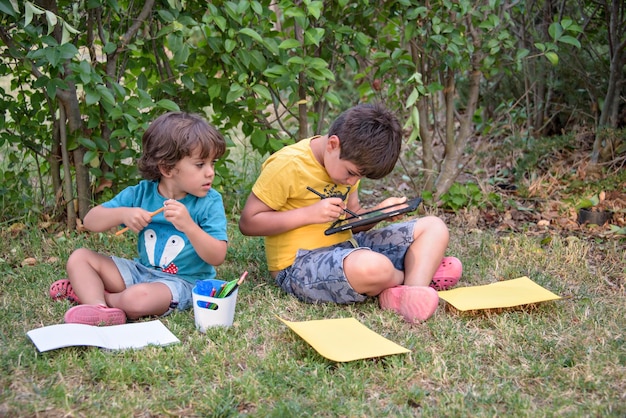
[325,197,422,235]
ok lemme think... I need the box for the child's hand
[162,199,193,232]
[310,197,346,224]
[121,207,159,233]
[378,196,408,221]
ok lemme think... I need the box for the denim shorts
[275,220,416,304]
[111,256,195,313]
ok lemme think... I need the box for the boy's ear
[327,135,341,151]
[159,164,173,178]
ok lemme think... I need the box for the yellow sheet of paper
[437,276,561,311]
[278,316,410,362]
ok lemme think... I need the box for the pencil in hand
[115,206,165,236]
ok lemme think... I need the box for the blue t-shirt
[103,180,228,283]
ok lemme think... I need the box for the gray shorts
[275,220,416,304]
[111,256,195,312]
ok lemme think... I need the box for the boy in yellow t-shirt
[239,103,461,323]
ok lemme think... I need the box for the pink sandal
[64,304,126,326]
[49,279,81,304]
[430,257,463,291]
[379,285,439,323]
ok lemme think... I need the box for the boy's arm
[83,205,154,233]
[179,223,228,266]
[239,192,345,236]
[162,200,227,266]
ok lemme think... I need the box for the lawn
[1,214,624,417]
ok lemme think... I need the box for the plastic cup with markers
[192,271,247,332]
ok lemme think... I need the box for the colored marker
[207,288,218,310]
[219,271,248,298]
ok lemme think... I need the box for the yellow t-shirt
[252,137,357,271]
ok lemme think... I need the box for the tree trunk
[435,66,482,199]
[590,0,626,164]
[298,71,308,140]
[56,65,89,222]
[294,17,308,140]
[418,97,435,191]
[58,103,76,230]
[409,37,437,191]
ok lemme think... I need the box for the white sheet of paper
[27,320,180,352]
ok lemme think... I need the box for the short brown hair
[328,103,402,179]
[138,112,226,180]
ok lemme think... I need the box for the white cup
[192,279,239,332]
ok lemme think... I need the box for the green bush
[439,182,503,212]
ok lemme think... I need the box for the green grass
[0,221,624,417]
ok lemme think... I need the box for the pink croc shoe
[64,305,126,326]
[430,256,463,291]
[379,285,439,323]
[49,279,81,304]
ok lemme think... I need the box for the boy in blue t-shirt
[49,112,228,326]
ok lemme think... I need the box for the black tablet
[324,197,423,235]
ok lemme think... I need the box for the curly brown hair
[137,112,226,181]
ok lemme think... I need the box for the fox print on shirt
[143,228,184,274]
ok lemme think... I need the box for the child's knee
[115,284,172,318]
[344,250,395,279]
[414,216,449,241]
[66,248,93,270]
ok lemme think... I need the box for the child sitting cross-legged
[238,103,462,324]
[49,111,229,326]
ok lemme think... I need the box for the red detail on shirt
[162,263,178,274]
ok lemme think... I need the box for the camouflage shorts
[275,220,416,304]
